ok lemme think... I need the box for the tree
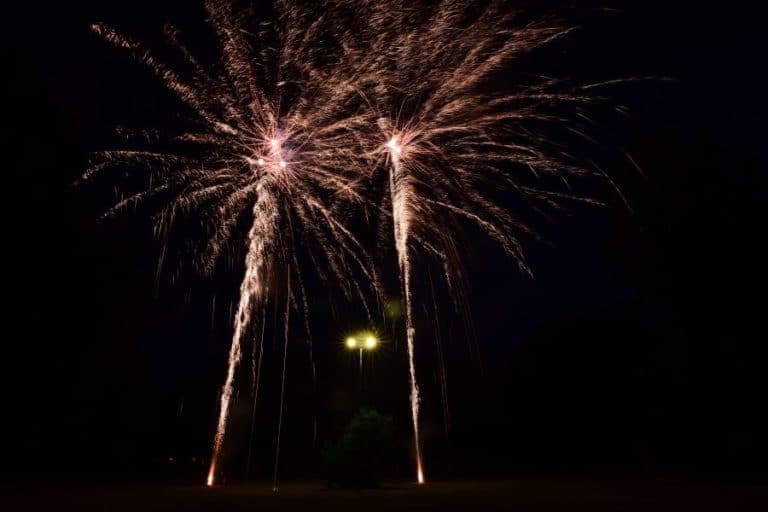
[325,408,394,488]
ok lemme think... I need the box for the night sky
[3,0,766,484]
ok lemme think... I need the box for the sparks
[89,0,623,488]
[386,136,402,155]
[361,0,619,482]
[90,0,383,486]
[384,129,424,482]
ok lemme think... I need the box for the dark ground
[6,479,768,512]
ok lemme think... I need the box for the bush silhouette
[325,408,394,488]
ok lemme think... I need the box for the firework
[89,0,383,487]
[90,0,620,487]
[384,133,424,483]
[336,1,612,483]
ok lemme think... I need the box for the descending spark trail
[207,185,277,487]
[386,134,424,484]
[273,266,291,493]
[246,308,267,475]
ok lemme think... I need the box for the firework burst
[89,0,625,486]
[89,0,385,487]
[331,0,617,482]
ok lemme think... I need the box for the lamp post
[346,334,378,388]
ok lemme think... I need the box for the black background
[2,0,766,484]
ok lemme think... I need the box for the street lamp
[345,333,378,385]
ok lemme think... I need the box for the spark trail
[386,135,424,483]
[208,185,276,486]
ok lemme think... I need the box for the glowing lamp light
[345,333,379,350]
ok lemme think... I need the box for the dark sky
[2,1,766,483]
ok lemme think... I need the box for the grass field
[5,478,768,511]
